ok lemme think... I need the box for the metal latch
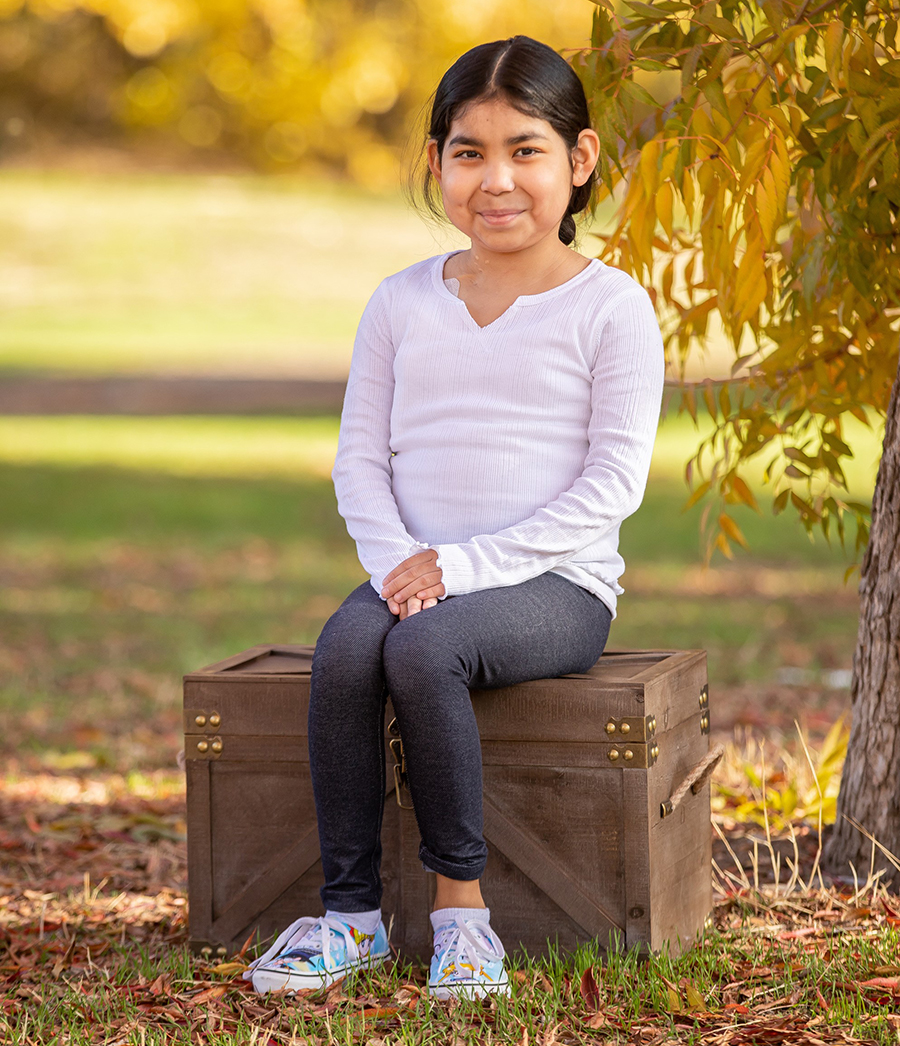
[604,714,657,742]
[388,718,414,809]
[605,740,659,768]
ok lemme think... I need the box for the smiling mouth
[479,210,522,225]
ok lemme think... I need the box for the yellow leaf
[730,475,759,511]
[211,961,247,975]
[740,135,769,195]
[666,986,682,1012]
[640,139,660,196]
[714,531,734,559]
[825,21,843,89]
[770,135,790,214]
[657,181,674,240]
[735,243,767,326]
[660,145,678,183]
[685,983,707,1011]
[755,166,778,247]
[681,171,696,225]
[719,512,749,548]
[684,479,712,510]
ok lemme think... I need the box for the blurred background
[0,0,883,831]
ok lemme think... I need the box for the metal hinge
[604,714,657,742]
[185,734,224,759]
[699,683,710,734]
[604,740,659,769]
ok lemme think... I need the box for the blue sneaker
[244,915,390,994]
[427,915,510,999]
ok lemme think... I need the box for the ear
[426,139,442,185]
[571,128,600,188]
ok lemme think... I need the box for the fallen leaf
[147,972,171,996]
[579,965,601,1011]
[584,1012,611,1030]
[210,961,246,976]
[858,976,899,990]
[683,982,706,1011]
[190,985,226,1006]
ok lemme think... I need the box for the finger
[422,597,438,610]
[405,597,423,617]
[382,565,439,597]
[387,572,444,604]
[414,583,446,600]
[382,550,435,586]
[387,597,400,615]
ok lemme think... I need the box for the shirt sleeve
[432,289,665,596]
[332,280,422,595]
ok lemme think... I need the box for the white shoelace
[241,915,361,979]
[433,917,505,976]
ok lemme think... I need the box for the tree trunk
[825,350,900,881]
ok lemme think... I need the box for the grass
[1,169,895,1043]
[0,169,468,378]
[3,879,900,1044]
[0,416,895,1043]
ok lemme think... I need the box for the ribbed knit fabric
[332,250,665,618]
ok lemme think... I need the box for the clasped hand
[381,548,445,620]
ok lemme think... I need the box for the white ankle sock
[326,908,382,935]
[430,906,490,932]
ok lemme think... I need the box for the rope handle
[660,743,725,819]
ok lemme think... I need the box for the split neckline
[432,250,602,332]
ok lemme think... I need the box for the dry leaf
[579,965,601,1011]
[190,985,226,1006]
[683,982,706,1011]
[211,961,247,976]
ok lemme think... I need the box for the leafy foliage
[0,0,585,187]
[574,0,900,563]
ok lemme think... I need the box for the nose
[480,158,515,195]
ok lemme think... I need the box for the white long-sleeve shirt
[332,250,665,618]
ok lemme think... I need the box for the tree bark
[825,349,900,881]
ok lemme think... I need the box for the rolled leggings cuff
[417,843,486,882]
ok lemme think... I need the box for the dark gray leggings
[308,572,613,913]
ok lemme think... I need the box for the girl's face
[426,97,598,257]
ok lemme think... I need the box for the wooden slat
[647,714,712,955]
[622,769,651,951]
[186,761,214,945]
[482,796,624,939]
[210,822,323,942]
[480,740,655,769]
[472,685,647,742]
[184,644,315,681]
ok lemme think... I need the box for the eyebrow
[447,132,550,148]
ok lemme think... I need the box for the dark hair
[418,36,595,247]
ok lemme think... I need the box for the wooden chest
[183,645,712,961]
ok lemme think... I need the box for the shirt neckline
[432,250,601,320]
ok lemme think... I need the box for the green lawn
[1,171,896,1046]
[0,408,878,772]
[0,169,470,378]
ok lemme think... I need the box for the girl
[244,34,664,1000]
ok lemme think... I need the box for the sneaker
[243,915,390,994]
[427,915,510,1000]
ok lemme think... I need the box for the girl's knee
[382,613,468,692]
